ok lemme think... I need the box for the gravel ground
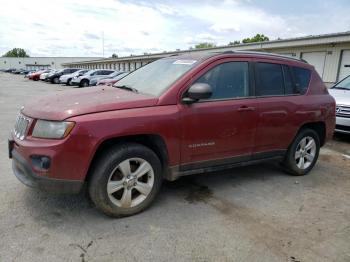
[0,72,349,262]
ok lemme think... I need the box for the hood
[22,86,158,121]
[328,88,350,106]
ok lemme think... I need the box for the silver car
[89,71,125,86]
[59,69,88,85]
[70,69,115,87]
[329,75,350,134]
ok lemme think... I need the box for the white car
[59,69,88,85]
[329,75,350,134]
[39,70,55,81]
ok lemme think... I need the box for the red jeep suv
[9,52,335,217]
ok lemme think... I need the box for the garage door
[338,50,350,81]
[302,52,326,78]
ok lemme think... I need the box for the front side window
[255,62,284,96]
[194,62,249,100]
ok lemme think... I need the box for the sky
[0,0,349,57]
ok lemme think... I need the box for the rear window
[292,67,311,94]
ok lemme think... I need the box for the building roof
[62,31,350,65]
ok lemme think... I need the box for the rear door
[253,61,301,156]
[179,59,258,169]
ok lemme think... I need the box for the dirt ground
[0,72,349,262]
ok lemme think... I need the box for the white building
[0,57,101,71]
[63,31,350,86]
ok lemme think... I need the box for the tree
[111,53,118,58]
[228,40,241,46]
[194,42,216,49]
[242,34,269,44]
[2,48,29,57]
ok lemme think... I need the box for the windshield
[114,72,128,80]
[334,76,350,90]
[114,58,198,96]
[84,70,96,76]
[74,70,87,76]
[109,71,120,77]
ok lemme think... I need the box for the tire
[88,143,163,217]
[67,78,72,86]
[52,77,59,84]
[80,79,89,87]
[283,128,320,176]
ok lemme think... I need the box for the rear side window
[255,63,284,96]
[283,65,294,95]
[292,67,311,94]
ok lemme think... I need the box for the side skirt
[165,151,286,181]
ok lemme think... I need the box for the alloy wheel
[294,136,316,170]
[107,158,154,208]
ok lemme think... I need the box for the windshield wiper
[115,85,139,93]
[333,86,350,90]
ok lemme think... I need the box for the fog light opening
[31,155,51,171]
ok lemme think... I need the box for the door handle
[237,106,255,112]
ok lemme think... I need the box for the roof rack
[218,50,308,64]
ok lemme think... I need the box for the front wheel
[283,128,320,176]
[80,79,89,87]
[88,143,163,217]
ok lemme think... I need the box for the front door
[179,60,258,170]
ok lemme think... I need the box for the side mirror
[182,83,212,104]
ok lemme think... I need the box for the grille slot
[336,105,350,118]
[14,114,30,140]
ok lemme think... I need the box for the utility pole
[102,31,105,58]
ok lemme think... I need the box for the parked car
[59,69,88,85]
[9,52,335,217]
[4,68,16,73]
[70,69,115,87]
[12,69,25,74]
[89,71,125,86]
[28,69,49,81]
[20,69,31,75]
[329,75,350,134]
[40,70,55,81]
[97,72,129,86]
[46,68,80,84]
[25,70,36,78]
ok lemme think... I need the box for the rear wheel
[52,77,59,84]
[88,143,162,217]
[283,128,320,176]
[67,78,72,85]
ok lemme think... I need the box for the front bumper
[11,149,83,194]
[9,137,85,194]
[335,116,350,134]
[59,78,68,84]
[70,79,80,86]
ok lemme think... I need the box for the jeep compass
[9,52,336,217]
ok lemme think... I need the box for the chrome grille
[14,114,31,140]
[336,105,350,118]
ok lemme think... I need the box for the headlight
[32,120,75,139]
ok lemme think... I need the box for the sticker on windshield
[173,60,197,65]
